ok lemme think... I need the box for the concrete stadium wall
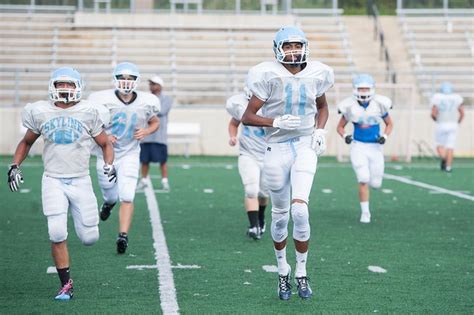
[1,107,472,158]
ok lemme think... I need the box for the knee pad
[370,177,383,189]
[102,186,119,204]
[244,182,259,199]
[78,226,99,246]
[292,202,310,242]
[119,176,137,203]
[271,207,290,243]
[48,215,68,243]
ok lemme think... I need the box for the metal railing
[369,3,397,84]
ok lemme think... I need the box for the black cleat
[295,276,313,299]
[278,266,292,300]
[440,159,446,171]
[247,226,261,240]
[116,232,128,254]
[100,202,116,221]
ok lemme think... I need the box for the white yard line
[384,173,474,202]
[144,182,180,315]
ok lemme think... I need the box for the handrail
[370,3,397,84]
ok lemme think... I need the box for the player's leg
[290,136,317,299]
[96,158,119,221]
[351,142,371,223]
[435,124,447,170]
[368,144,384,190]
[264,142,292,300]
[138,143,151,189]
[444,125,458,172]
[41,175,73,300]
[116,153,140,254]
[238,154,262,239]
[67,176,100,246]
[258,158,269,234]
[159,144,170,191]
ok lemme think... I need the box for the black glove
[8,164,24,192]
[377,134,387,145]
[103,164,117,183]
[344,134,353,144]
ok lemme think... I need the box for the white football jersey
[226,93,266,161]
[246,60,334,143]
[338,95,392,143]
[22,100,104,178]
[88,89,160,159]
[431,93,463,124]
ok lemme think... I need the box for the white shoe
[360,211,371,223]
[136,177,149,191]
[161,178,170,191]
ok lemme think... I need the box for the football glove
[8,164,24,192]
[311,129,327,156]
[343,134,353,144]
[377,134,388,145]
[272,114,301,130]
[103,164,117,183]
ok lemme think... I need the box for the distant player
[430,82,464,172]
[88,62,160,254]
[242,26,333,300]
[336,74,393,224]
[226,91,269,240]
[7,67,115,300]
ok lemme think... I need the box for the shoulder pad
[337,97,356,114]
[225,94,248,120]
[373,94,392,110]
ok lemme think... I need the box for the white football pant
[238,154,269,199]
[42,174,99,245]
[96,153,139,204]
[350,141,384,189]
[435,122,458,149]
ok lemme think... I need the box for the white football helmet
[352,73,375,103]
[273,26,309,65]
[113,62,140,94]
[48,67,83,103]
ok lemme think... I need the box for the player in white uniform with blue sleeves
[336,74,393,224]
[87,62,160,254]
[242,26,334,301]
[226,91,269,240]
[7,67,115,301]
[430,82,464,172]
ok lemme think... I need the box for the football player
[336,74,393,224]
[241,26,334,300]
[88,62,160,254]
[8,67,115,300]
[226,91,269,240]
[430,82,464,172]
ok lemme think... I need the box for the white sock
[360,201,370,213]
[275,247,289,276]
[162,177,169,183]
[295,250,308,278]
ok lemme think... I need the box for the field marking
[384,173,474,201]
[127,264,201,270]
[144,181,180,314]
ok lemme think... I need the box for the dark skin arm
[93,130,114,165]
[336,116,348,137]
[241,96,273,127]
[315,94,329,129]
[11,129,40,165]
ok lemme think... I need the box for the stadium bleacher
[400,14,474,105]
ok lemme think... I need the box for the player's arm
[11,129,40,166]
[134,116,160,140]
[315,94,329,129]
[431,106,438,121]
[94,131,114,165]
[228,118,240,146]
[336,116,348,138]
[458,104,465,124]
[382,115,393,136]
[241,95,272,127]
[8,129,40,192]
[94,130,117,182]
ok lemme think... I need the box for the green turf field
[1,156,473,314]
